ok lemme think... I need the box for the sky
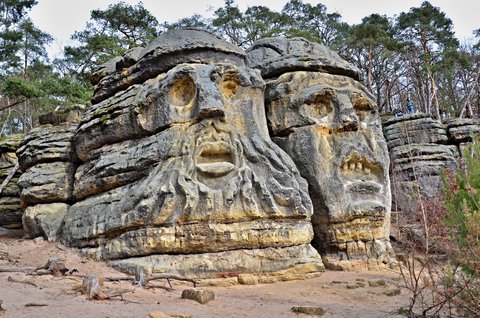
[29,0,480,59]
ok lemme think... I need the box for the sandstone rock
[444,118,480,143]
[38,104,85,126]
[0,134,23,153]
[17,124,78,171]
[0,135,23,229]
[181,289,215,304]
[18,162,75,204]
[148,311,168,318]
[0,204,22,229]
[383,114,448,149]
[91,29,245,104]
[22,203,69,240]
[291,306,325,316]
[248,37,393,269]
[109,245,324,280]
[247,37,361,80]
[62,29,323,278]
[237,273,258,285]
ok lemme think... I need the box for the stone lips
[91,29,247,105]
[247,37,362,80]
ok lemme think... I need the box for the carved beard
[121,119,311,226]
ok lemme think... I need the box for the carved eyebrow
[290,84,334,108]
[350,91,375,110]
[210,64,250,86]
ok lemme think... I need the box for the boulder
[22,203,69,240]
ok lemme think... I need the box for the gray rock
[291,306,325,316]
[22,203,69,240]
[0,204,22,229]
[444,118,480,143]
[109,244,323,280]
[17,124,78,171]
[247,37,361,80]
[18,162,75,204]
[91,29,246,104]
[181,289,215,304]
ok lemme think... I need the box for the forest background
[0,0,479,135]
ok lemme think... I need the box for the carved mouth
[340,153,386,213]
[196,142,235,177]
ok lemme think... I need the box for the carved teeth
[341,156,379,175]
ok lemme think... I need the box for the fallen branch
[81,276,134,300]
[0,163,19,196]
[7,276,37,287]
[24,303,48,307]
[0,266,35,273]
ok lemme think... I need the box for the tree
[397,1,459,118]
[60,1,160,80]
[280,0,347,48]
[0,0,37,73]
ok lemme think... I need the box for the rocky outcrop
[0,134,23,229]
[61,29,324,280]
[444,118,480,157]
[17,105,84,240]
[382,114,457,215]
[247,37,394,270]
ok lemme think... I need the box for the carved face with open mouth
[265,71,391,256]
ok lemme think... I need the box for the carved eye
[168,76,196,107]
[308,92,333,118]
[220,79,239,100]
[351,93,374,120]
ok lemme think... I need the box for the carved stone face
[265,71,391,267]
[63,62,314,259]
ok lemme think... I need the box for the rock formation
[0,134,23,229]
[60,29,324,280]
[382,114,457,215]
[17,105,84,240]
[247,38,394,270]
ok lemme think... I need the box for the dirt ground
[0,230,409,318]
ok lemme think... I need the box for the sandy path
[0,233,408,318]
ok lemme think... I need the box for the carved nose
[195,85,225,120]
[333,96,358,130]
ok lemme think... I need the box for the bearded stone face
[265,71,392,269]
[62,63,315,262]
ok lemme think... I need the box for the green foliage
[442,140,480,274]
[2,76,42,98]
[60,1,159,79]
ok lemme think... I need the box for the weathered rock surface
[109,244,323,280]
[444,118,480,143]
[91,29,245,104]
[17,123,78,171]
[62,29,323,279]
[0,134,23,229]
[22,203,69,240]
[181,289,215,304]
[383,113,449,149]
[248,37,393,270]
[17,105,82,238]
[382,114,457,214]
[18,162,75,204]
